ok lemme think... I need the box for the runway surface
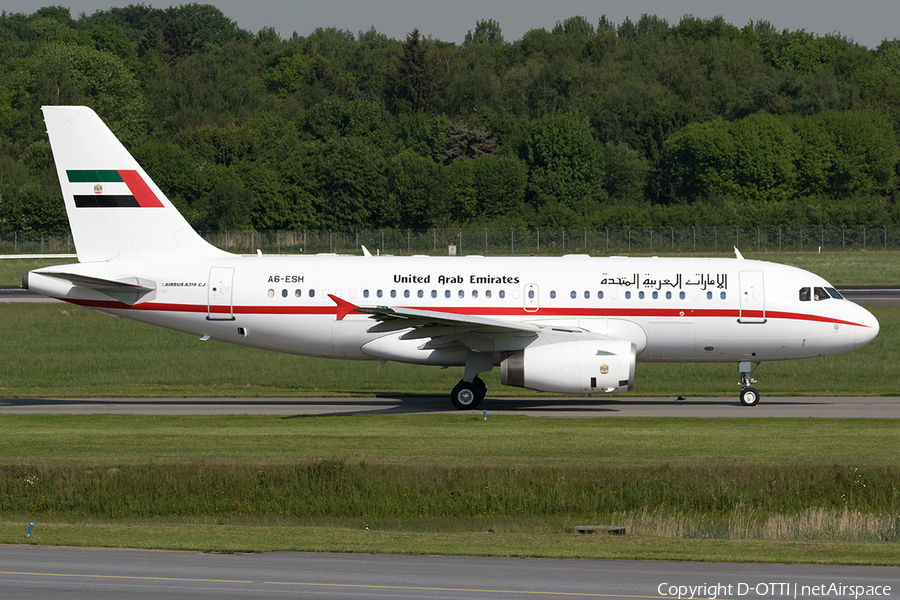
[1,546,897,600]
[1,394,897,417]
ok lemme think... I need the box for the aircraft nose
[853,304,880,349]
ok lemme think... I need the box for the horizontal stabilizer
[42,272,156,305]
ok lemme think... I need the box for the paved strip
[0,395,896,417]
[0,546,896,600]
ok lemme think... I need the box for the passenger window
[666,291,671,300]
[363,290,369,298]
[309,289,315,298]
[679,291,685,300]
[458,290,464,298]
[472,290,478,298]
[597,291,604,300]
[390,290,397,298]
[281,289,288,298]
[445,290,451,298]
[652,291,658,299]
[799,287,811,301]
[530,290,536,299]
[570,291,577,299]
[485,290,492,299]
[548,291,554,299]
[295,289,302,298]
[267,289,274,298]
[638,291,645,299]
[720,292,727,300]
[707,292,713,300]
[584,291,590,299]
[625,291,631,299]
[417,290,423,298]
[404,290,410,298]
[499,290,506,299]
[431,290,437,298]
[376,290,383,298]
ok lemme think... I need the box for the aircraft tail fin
[42,106,228,262]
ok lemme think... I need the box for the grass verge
[0,415,897,563]
[2,518,897,565]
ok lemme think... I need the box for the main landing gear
[451,350,492,410]
[450,376,487,410]
[738,361,761,406]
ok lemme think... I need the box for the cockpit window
[799,287,811,301]
[813,287,829,301]
[825,287,843,300]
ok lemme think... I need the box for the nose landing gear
[738,361,760,406]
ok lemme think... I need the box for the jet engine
[501,334,635,394]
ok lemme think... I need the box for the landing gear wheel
[739,387,760,406]
[450,379,485,410]
[472,376,487,399]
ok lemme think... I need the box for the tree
[9,42,147,146]
[282,137,388,230]
[384,29,445,115]
[552,16,594,38]
[464,19,505,47]
[601,141,651,204]
[808,110,899,197]
[664,113,800,202]
[520,112,606,208]
[441,124,496,165]
[145,41,265,131]
[383,148,449,227]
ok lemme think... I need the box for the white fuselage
[30,254,880,368]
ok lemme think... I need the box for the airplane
[24,106,880,408]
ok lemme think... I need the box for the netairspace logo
[657,582,892,600]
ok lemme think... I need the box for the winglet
[329,294,359,321]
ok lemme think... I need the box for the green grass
[0,258,72,287]
[2,518,897,564]
[1,303,897,397]
[0,414,898,466]
[1,415,898,562]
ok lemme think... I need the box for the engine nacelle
[501,336,635,394]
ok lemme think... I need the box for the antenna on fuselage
[734,247,744,260]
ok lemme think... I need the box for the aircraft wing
[331,294,556,354]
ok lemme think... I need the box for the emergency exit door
[738,270,765,323]
[207,267,235,320]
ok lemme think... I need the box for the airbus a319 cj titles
[25,106,880,408]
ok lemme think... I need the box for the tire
[739,387,760,406]
[451,380,483,410]
[473,376,487,398]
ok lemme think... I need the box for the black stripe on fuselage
[74,195,140,208]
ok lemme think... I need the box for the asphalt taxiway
[1,395,897,417]
[1,546,897,600]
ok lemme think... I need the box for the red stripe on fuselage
[57,298,874,328]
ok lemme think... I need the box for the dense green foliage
[3,5,900,233]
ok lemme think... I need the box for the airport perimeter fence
[2,226,900,256]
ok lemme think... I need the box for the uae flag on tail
[67,170,164,208]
